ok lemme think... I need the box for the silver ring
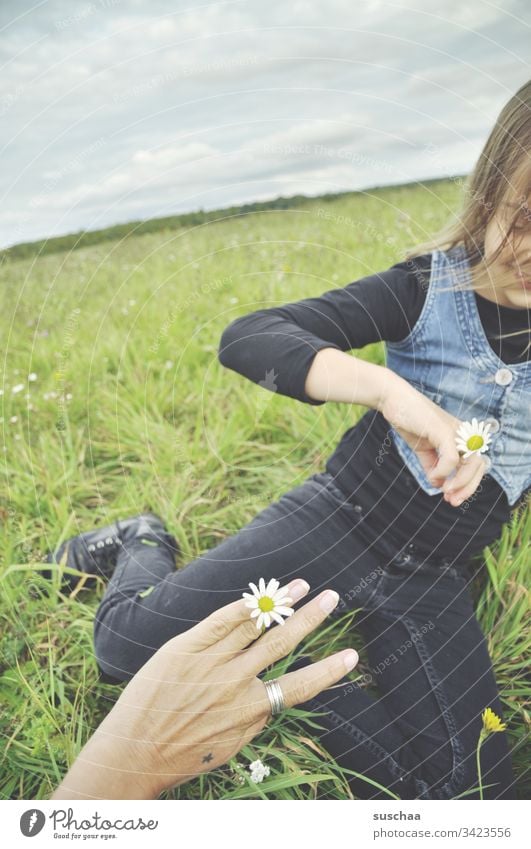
[263,678,286,716]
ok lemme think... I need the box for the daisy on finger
[242,577,294,630]
[455,417,493,459]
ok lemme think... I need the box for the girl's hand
[379,378,490,507]
[52,579,357,799]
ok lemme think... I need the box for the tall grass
[0,179,529,799]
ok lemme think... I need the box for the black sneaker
[44,512,179,589]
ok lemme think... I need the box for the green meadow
[0,179,529,799]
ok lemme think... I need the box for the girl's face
[481,190,531,310]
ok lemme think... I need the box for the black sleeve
[218,254,432,405]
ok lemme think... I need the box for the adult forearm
[51,733,167,800]
[303,347,400,411]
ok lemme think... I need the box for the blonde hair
[404,79,531,356]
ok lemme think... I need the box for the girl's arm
[218,256,429,405]
[304,345,489,507]
[303,346,398,411]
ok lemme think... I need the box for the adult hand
[52,579,358,799]
[379,378,489,507]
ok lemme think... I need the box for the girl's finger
[210,579,310,659]
[427,434,461,485]
[444,462,486,507]
[238,589,342,676]
[276,649,359,710]
[441,454,484,496]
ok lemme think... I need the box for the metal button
[484,417,500,433]
[494,368,513,386]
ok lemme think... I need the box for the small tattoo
[202,752,214,763]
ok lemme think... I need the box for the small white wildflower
[455,418,493,459]
[165,360,174,369]
[12,383,24,394]
[248,759,270,783]
[242,577,294,630]
[28,373,37,382]
[10,415,18,424]
[14,434,21,441]
[65,393,73,401]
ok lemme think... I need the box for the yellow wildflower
[482,707,507,735]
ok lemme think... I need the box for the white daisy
[249,759,270,783]
[455,418,493,459]
[242,577,294,630]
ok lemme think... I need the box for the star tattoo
[202,752,214,763]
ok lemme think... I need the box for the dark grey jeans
[93,471,515,799]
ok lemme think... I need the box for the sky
[0,0,529,248]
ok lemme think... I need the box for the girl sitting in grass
[48,80,530,800]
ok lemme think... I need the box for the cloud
[0,0,528,246]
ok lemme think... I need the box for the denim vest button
[484,417,500,433]
[494,367,513,386]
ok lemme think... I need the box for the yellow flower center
[258,596,275,612]
[466,435,484,451]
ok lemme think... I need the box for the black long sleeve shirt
[218,254,530,562]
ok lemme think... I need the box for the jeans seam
[317,473,362,513]
[368,601,466,797]
[304,697,412,791]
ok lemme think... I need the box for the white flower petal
[270,611,285,626]
[273,605,294,617]
[265,578,280,596]
[248,582,260,597]
[258,577,266,594]
[273,587,292,603]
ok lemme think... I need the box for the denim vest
[385,244,531,507]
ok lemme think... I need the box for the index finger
[239,588,341,676]
[184,579,305,651]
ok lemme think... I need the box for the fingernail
[289,579,310,601]
[319,590,339,613]
[343,650,358,671]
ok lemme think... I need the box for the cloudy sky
[1,0,529,248]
